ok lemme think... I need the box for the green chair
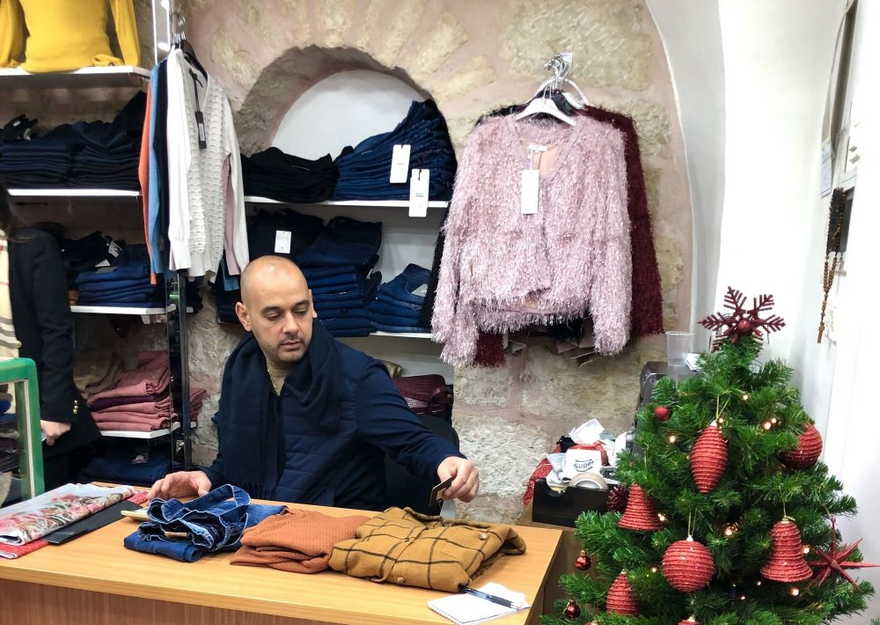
[0,358,43,501]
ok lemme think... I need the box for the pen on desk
[461,586,515,608]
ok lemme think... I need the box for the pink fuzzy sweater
[432,115,631,366]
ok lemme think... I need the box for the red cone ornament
[654,405,671,421]
[618,484,662,531]
[781,424,823,469]
[575,550,591,571]
[606,571,639,616]
[606,484,629,512]
[691,422,727,493]
[662,535,715,592]
[761,518,813,582]
[563,599,580,619]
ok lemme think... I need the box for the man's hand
[40,420,71,446]
[148,470,212,500]
[436,456,479,502]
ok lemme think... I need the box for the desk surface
[0,501,562,625]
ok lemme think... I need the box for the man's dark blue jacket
[202,322,462,510]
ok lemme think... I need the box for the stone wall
[2,0,691,523]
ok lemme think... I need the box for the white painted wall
[644,0,726,349]
[270,70,451,380]
[716,0,845,435]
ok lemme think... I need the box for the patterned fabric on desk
[329,507,526,592]
[0,483,134,546]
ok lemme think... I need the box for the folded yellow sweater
[0,0,139,73]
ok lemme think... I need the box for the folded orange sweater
[231,508,369,574]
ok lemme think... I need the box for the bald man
[150,256,478,509]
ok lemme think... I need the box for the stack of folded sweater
[295,216,383,338]
[87,351,205,432]
[75,244,162,307]
[333,100,457,201]
[242,148,339,204]
[0,93,144,190]
[368,264,432,334]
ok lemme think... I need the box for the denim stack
[368,264,432,333]
[295,216,382,337]
[242,148,339,204]
[75,245,163,306]
[0,93,144,190]
[332,100,457,201]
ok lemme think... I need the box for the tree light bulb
[739,595,746,601]
[724,526,735,537]
[668,434,678,443]
[770,417,778,425]
[717,417,725,425]
[803,546,810,554]
[657,513,667,522]
[762,421,772,431]
[650,566,658,573]
[756,580,763,586]
[790,587,800,597]
[742,393,750,401]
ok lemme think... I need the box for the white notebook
[428,583,530,625]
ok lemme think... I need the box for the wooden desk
[0,501,562,625]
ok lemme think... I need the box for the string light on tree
[790,587,800,597]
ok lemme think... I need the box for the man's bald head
[235,256,316,365]
[240,256,307,306]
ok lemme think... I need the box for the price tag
[108,241,123,258]
[390,144,412,183]
[520,169,540,215]
[274,230,292,254]
[409,169,430,218]
[820,138,832,198]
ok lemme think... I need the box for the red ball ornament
[736,319,753,334]
[618,484,662,531]
[691,422,728,494]
[679,618,700,625]
[575,550,591,571]
[606,571,639,616]
[654,405,671,421]
[781,424,823,469]
[662,536,715,592]
[761,518,813,582]
[563,598,580,620]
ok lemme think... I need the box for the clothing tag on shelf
[390,144,412,183]
[409,169,430,218]
[107,241,123,258]
[274,230,292,254]
[520,169,540,215]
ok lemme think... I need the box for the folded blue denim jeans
[372,322,429,334]
[376,263,432,306]
[368,298,423,318]
[123,484,285,562]
[76,245,151,286]
[294,216,381,269]
[370,311,427,328]
[302,265,359,280]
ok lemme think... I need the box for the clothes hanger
[515,55,580,126]
[171,11,207,78]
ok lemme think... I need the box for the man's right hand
[148,470,212,500]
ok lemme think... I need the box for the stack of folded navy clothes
[75,244,163,306]
[332,100,457,201]
[368,264,432,334]
[241,148,339,203]
[295,216,382,337]
[82,443,179,487]
[0,92,144,190]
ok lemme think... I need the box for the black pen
[461,586,516,609]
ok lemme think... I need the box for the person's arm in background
[356,361,479,502]
[30,234,75,445]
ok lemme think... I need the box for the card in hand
[429,477,454,507]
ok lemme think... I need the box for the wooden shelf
[245,196,449,209]
[0,66,149,89]
[8,188,139,198]
[99,422,181,440]
[71,305,194,315]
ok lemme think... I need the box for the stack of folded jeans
[74,244,162,306]
[368,264,432,333]
[242,148,339,203]
[332,100,457,201]
[124,484,286,562]
[81,444,179,486]
[295,216,383,337]
[0,92,144,189]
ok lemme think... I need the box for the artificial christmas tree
[544,289,874,625]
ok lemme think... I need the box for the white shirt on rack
[165,48,248,278]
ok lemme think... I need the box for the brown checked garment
[328,507,526,592]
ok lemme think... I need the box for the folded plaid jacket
[328,507,526,592]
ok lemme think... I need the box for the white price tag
[520,169,540,215]
[390,144,411,183]
[409,169,430,218]
[108,241,123,258]
[274,230,292,254]
[820,139,833,198]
